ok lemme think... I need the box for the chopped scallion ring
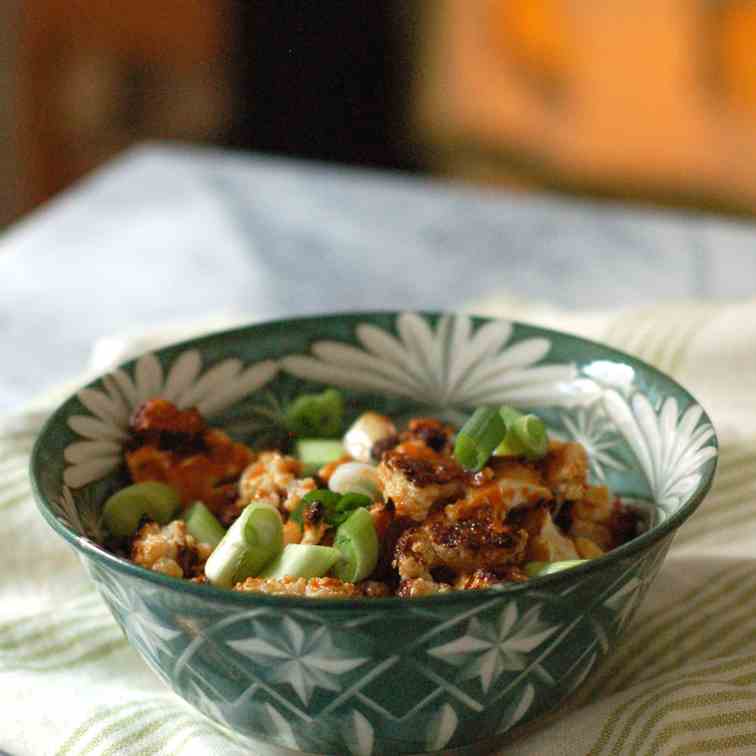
[495,407,549,460]
[184,501,226,547]
[259,543,342,579]
[102,482,181,537]
[205,502,283,588]
[285,388,344,438]
[453,407,508,471]
[295,438,345,475]
[332,507,379,583]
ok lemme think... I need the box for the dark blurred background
[6,0,756,227]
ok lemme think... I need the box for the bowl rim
[30,310,719,611]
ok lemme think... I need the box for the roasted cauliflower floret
[394,509,528,581]
[540,440,589,502]
[233,576,389,598]
[238,451,317,514]
[444,458,553,525]
[396,578,453,598]
[522,506,580,562]
[400,417,455,455]
[131,520,212,579]
[378,442,467,521]
[454,566,529,590]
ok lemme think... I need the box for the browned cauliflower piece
[378,442,467,521]
[540,440,589,502]
[238,451,317,514]
[396,578,453,598]
[233,576,356,598]
[394,510,528,582]
[399,417,456,455]
[522,506,580,562]
[444,459,553,526]
[360,581,392,597]
[455,566,529,590]
[131,520,212,579]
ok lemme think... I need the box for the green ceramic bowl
[31,312,718,755]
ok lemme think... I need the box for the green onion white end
[260,543,342,580]
[205,502,283,588]
[328,462,380,500]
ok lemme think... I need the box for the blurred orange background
[6,0,756,225]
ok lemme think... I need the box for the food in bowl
[100,391,642,598]
[32,312,718,755]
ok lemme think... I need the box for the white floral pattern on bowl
[603,391,717,514]
[281,313,599,415]
[63,350,278,488]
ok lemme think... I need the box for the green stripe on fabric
[669,730,756,755]
[711,631,756,670]
[0,476,31,494]
[588,658,756,756]
[614,312,662,363]
[705,470,756,500]
[57,701,160,756]
[710,457,756,485]
[664,307,716,378]
[64,700,186,756]
[640,695,756,756]
[12,636,127,673]
[609,671,756,755]
[0,631,126,672]
[677,502,756,548]
[643,316,690,374]
[0,610,115,652]
[0,592,103,632]
[715,443,756,473]
[0,452,30,468]
[99,711,196,756]
[167,723,228,756]
[161,717,245,756]
[601,310,636,347]
[676,483,756,545]
[0,470,30,489]
[607,600,756,695]
[0,491,30,510]
[589,563,756,698]
[609,684,756,756]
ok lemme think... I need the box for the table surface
[2,142,756,414]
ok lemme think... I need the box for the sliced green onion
[259,543,342,580]
[205,502,283,588]
[293,489,373,527]
[453,407,508,471]
[328,492,373,527]
[102,482,181,537]
[332,507,379,583]
[524,560,588,578]
[295,438,345,475]
[495,407,549,460]
[292,488,342,526]
[285,388,344,438]
[184,501,226,547]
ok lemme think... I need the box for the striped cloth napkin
[2,298,755,756]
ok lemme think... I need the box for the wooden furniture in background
[415,0,756,214]
[15,0,232,217]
